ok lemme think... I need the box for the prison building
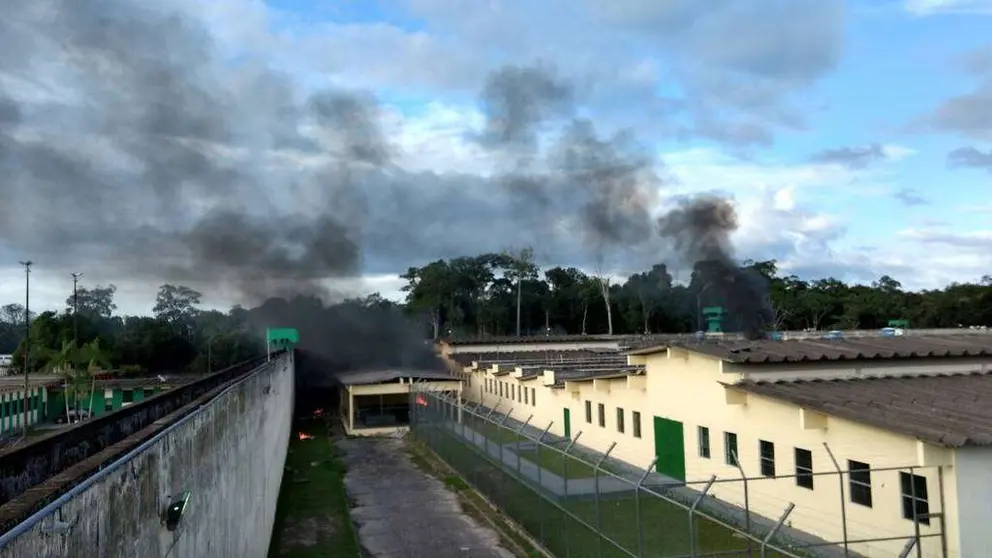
[444,333,992,558]
[336,369,464,436]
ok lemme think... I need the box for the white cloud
[904,0,992,15]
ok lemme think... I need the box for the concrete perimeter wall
[0,352,295,558]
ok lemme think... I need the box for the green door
[653,416,686,481]
[563,408,572,439]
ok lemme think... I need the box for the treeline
[0,284,262,375]
[401,252,992,337]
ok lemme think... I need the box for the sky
[0,0,990,316]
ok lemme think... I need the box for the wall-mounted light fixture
[163,491,191,531]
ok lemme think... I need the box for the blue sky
[0,0,990,315]
[251,0,992,284]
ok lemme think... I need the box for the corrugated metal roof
[731,372,992,447]
[337,369,461,386]
[674,335,992,364]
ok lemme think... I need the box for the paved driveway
[336,436,515,558]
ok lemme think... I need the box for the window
[122,389,134,403]
[585,400,592,423]
[632,411,642,438]
[724,432,738,466]
[499,383,504,397]
[524,387,529,405]
[616,408,625,433]
[795,448,814,490]
[900,472,930,525]
[597,403,606,427]
[759,440,775,477]
[531,388,536,406]
[511,384,516,400]
[698,426,711,458]
[849,460,873,508]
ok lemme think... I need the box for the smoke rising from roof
[476,66,773,335]
[658,196,774,339]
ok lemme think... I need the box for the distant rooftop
[336,369,460,386]
[633,334,992,364]
[730,372,992,447]
[443,334,630,346]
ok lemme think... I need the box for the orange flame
[298,432,315,440]
[313,408,324,417]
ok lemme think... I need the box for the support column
[347,387,355,433]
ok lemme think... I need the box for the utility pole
[71,272,82,346]
[18,260,32,437]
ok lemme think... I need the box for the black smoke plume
[657,196,774,339]
[477,66,771,335]
[248,296,443,390]
[477,64,660,266]
[1,1,773,378]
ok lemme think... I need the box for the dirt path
[336,437,515,558]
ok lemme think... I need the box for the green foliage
[2,284,262,375]
[400,255,992,336]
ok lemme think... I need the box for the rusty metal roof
[731,372,992,447]
[336,369,461,386]
[675,335,992,364]
[449,349,626,368]
[443,334,625,345]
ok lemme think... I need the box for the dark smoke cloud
[1,1,774,369]
[478,65,659,262]
[658,196,774,339]
[0,0,379,301]
[249,296,443,389]
[478,66,772,335]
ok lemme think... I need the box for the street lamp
[71,272,82,346]
[18,260,32,437]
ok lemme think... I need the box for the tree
[395,252,992,337]
[501,247,538,336]
[153,284,203,328]
[66,285,118,318]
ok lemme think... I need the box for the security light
[164,491,191,531]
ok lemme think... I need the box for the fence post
[594,442,617,558]
[688,476,716,557]
[498,408,514,470]
[908,467,923,558]
[537,422,554,545]
[899,537,918,558]
[824,443,850,558]
[730,450,752,558]
[635,458,658,558]
[563,433,581,558]
[515,415,533,479]
[760,503,794,558]
[937,463,948,558]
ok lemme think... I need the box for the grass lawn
[267,417,360,558]
[419,424,799,558]
[467,418,527,444]
[515,448,598,478]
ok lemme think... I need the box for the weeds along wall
[0,352,295,558]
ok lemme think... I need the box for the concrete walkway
[336,437,515,558]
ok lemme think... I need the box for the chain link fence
[410,387,946,558]
[412,389,813,558]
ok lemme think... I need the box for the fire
[313,408,324,417]
[298,432,315,440]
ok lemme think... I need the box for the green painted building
[0,385,48,436]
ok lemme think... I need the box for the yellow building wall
[463,351,958,558]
